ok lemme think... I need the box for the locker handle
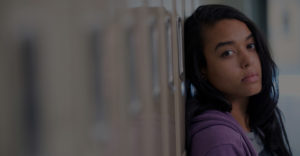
[149,17,160,97]
[165,17,174,91]
[177,17,184,81]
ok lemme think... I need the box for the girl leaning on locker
[184,4,292,156]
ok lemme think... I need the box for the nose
[239,50,252,69]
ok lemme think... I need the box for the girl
[184,4,292,156]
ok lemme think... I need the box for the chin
[247,85,262,96]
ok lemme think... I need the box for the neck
[228,97,251,132]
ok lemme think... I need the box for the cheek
[206,62,237,85]
[205,58,242,93]
[257,56,262,70]
[253,53,262,72]
[206,58,235,78]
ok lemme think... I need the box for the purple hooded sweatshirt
[190,110,257,156]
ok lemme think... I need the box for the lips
[242,73,259,83]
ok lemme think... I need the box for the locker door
[147,8,164,156]
[0,2,39,155]
[133,7,158,156]
[172,14,186,156]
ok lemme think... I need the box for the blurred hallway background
[268,0,300,155]
[0,0,299,155]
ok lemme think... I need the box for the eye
[221,50,234,58]
[247,43,256,50]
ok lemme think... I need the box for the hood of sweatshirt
[190,110,257,156]
[191,110,242,136]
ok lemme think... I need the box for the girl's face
[201,19,262,102]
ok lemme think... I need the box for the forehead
[202,19,252,45]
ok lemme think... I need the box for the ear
[201,67,207,75]
[200,68,207,80]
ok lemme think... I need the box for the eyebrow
[214,34,253,51]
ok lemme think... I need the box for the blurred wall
[268,0,300,155]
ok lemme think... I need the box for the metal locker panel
[147,8,165,156]
[197,0,223,5]
[0,19,28,156]
[111,9,153,156]
[1,1,190,156]
[31,1,115,155]
[160,10,175,155]
[165,14,177,156]
[103,6,164,156]
[99,25,114,156]
[0,2,41,156]
[177,16,186,156]
[156,8,172,156]
[147,0,163,7]
[101,21,124,156]
[176,17,184,82]
[171,10,179,156]
[192,0,197,10]
[127,0,146,8]
[140,8,160,155]
[73,1,120,156]
[185,0,193,17]
[167,7,187,156]
[136,8,157,156]
[162,0,173,13]
[122,16,144,156]
[175,0,184,18]
[91,28,111,156]
[166,5,186,155]
[120,12,139,156]
[100,1,130,156]
[197,0,244,11]
[73,1,119,155]
[112,8,163,155]
[105,18,131,156]
[171,14,186,156]
[100,4,141,155]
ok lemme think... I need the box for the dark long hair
[184,4,292,156]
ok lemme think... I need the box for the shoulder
[189,110,247,156]
[204,144,245,156]
[190,110,241,137]
[193,124,242,144]
[190,125,245,156]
